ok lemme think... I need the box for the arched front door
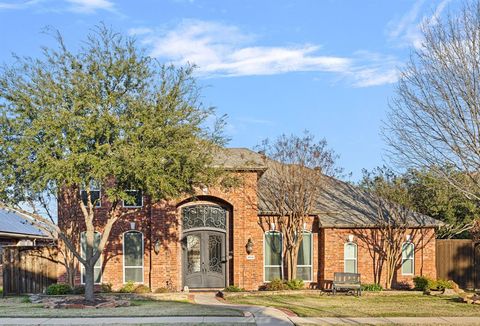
[181,205,227,288]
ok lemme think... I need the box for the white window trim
[80,231,102,285]
[263,231,283,283]
[122,190,143,208]
[80,186,102,208]
[344,242,358,274]
[401,242,415,276]
[296,232,313,282]
[122,230,144,284]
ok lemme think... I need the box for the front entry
[183,230,226,288]
[181,204,228,289]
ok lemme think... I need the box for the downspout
[148,198,153,290]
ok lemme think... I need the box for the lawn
[226,292,480,318]
[0,296,243,318]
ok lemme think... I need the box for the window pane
[187,235,201,273]
[265,233,282,266]
[296,266,312,281]
[402,259,413,274]
[124,190,142,207]
[265,266,282,281]
[81,232,101,259]
[124,232,143,267]
[297,233,312,266]
[345,259,356,273]
[81,190,100,207]
[344,243,356,259]
[125,267,143,283]
[94,267,102,283]
[403,243,414,259]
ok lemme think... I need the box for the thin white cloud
[136,19,397,87]
[128,27,154,36]
[65,0,114,13]
[0,0,42,10]
[386,0,452,49]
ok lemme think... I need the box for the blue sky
[0,0,457,180]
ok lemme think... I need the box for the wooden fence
[436,239,480,290]
[2,246,57,295]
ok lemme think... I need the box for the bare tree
[384,0,480,232]
[258,131,341,280]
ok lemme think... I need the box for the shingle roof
[0,208,50,238]
[212,148,267,171]
[219,148,442,228]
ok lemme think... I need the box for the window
[297,232,313,281]
[123,190,143,208]
[81,181,101,207]
[264,232,283,281]
[80,231,102,284]
[123,231,144,283]
[344,242,357,273]
[402,242,415,275]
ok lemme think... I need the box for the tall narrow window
[123,190,143,208]
[402,242,415,275]
[264,232,282,281]
[123,231,144,283]
[297,232,313,281]
[80,231,102,284]
[344,242,357,273]
[80,181,101,207]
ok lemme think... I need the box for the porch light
[154,239,161,255]
[245,238,254,254]
[270,222,275,231]
[347,234,354,243]
[130,222,136,230]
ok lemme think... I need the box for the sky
[0,0,458,181]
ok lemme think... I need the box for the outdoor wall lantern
[245,238,254,254]
[130,222,136,230]
[347,234,354,243]
[154,239,161,255]
[270,222,276,231]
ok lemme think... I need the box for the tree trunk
[84,263,95,302]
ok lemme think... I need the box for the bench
[332,272,361,296]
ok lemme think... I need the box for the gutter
[0,231,52,239]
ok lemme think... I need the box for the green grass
[226,292,480,318]
[0,297,243,318]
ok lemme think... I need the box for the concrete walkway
[193,292,293,325]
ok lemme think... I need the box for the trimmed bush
[46,283,72,295]
[134,285,151,294]
[154,287,170,293]
[119,281,136,293]
[264,278,287,291]
[100,283,113,293]
[224,285,245,292]
[361,283,383,291]
[413,276,433,291]
[72,285,85,294]
[433,279,455,290]
[286,279,304,290]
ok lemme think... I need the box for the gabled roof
[212,148,267,171]
[219,148,442,228]
[0,208,51,238]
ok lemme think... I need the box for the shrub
[119,281,136,293]
[72,285,85,294]
[224,285,245,292]
[46,283,72,295]
[134,285,151,294]
[413,276,434,291]
[154,287,170,293]
[361,283,383,291]
[433,279,455,291]
[21,296,31,303]
[264,278,287,291]
[286,279,304,290]
[100,283,113,293]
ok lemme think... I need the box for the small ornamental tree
[258,132,341,280]
[0,26,225,301]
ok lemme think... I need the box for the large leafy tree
[0,26,225,301]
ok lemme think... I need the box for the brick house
[57,148,440,291]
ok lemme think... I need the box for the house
[0,208,53,287]
[57,148,440,291]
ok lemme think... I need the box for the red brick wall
[320,227,436,289]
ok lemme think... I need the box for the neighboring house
[0,208,53,287]
[57,148,440,291]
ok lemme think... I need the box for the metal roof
[0,208,50,238]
